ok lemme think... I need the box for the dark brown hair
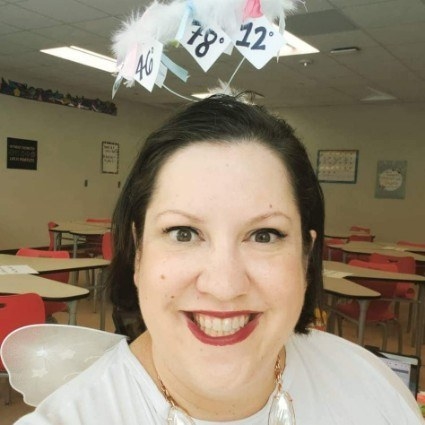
[108,94,324,334]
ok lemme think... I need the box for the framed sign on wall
[101,141,119,174]
[7,137,38,170]
[317,149,359,183]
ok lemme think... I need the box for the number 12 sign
[231,16,284,69]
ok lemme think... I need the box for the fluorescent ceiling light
[279,30,319,57]
[361,87,397,102]
[330,46,360,55]
[41,46,117,73]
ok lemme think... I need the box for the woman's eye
[165,227,199,242]
[251,229,285,243]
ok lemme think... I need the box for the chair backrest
[0,293,45,370]
[86,218,112,223]
[397,241,425,248]
[348,259,399,299]
[348,234,374,242]
[47,221,58,251]
[102,232,113,260]
[323,238,345,261]
[349,225,371,234]
[369,253,416,274]
[16,248,70,283]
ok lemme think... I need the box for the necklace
[157,355,296,425]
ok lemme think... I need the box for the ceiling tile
[18,0,108,23]
[0,4,59,28]
[286,9,357,36]
[341,0,425,28]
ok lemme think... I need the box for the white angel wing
[0,324,127,407]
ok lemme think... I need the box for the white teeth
[193,313,251,337]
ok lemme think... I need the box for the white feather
[111,0,302,82]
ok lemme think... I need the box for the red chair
[86,218,112,224]
[16,248,70,321]
[335,259,402,352]
[102,231,113,260]
[323,238,345,261]
[0,293,45,404]
[397,241,425,275]
[369,252,416,332]
[348,234,374,242]
[349,225,371,234]
[47,221,58,251]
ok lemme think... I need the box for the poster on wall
[375,160,407,199]
[7,137,37,170]
[101,141,119,174]
[317,150,358,183]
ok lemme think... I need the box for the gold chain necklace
[156,355,296,425]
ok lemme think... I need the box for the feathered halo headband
[111,0,302,99]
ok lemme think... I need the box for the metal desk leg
[415,285,424,358]
[357,299,370,345]
[67,300,78,325]
[98,269,106,330]
[72,235,78,258]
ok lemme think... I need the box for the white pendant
[167,406,196,425]
[268,390,296,425]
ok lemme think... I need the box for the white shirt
[15,330,423,424]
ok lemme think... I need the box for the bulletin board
[101,141,119,174]
[317,150,358,183]
[375,160,407,199]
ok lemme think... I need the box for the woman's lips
[185,311,260,346]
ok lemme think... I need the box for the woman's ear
[132,222,141,282]
[309,230,317,251]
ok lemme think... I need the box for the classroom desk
[327,241,425,263]
[324,231,376,241]
[51,222,110,256]
[324,260,425,356]
[0,274,89,325]
[0,254,110,329]
[323,276,381,345]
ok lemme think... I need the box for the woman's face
[134,141,313,395]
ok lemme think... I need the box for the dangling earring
[268,356,296,425]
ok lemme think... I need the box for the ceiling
[1,0,425,109]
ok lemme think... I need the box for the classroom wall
[0,90,169,250]
[1,89,424,250]
[276,102,425,243]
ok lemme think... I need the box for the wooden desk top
[52,223,110,235]
[0,254,110,273]
[0,274,89,301]
[324,260,425,282]
[323,276,381,299]
[327,242,425,263]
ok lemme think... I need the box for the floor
[1,293,424,423]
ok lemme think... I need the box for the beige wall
[0,93,168,250]
[1,92,424,250]
[276,103,425,243]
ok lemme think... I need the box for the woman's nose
[195,244,250,301]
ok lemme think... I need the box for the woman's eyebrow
[247,211,292,225]
[154,209,204,223]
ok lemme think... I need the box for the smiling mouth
[192,313,252,337]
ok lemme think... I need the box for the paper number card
[180,20,231,72]
[231,16,284,69]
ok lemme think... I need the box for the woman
[16,95,422,424]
